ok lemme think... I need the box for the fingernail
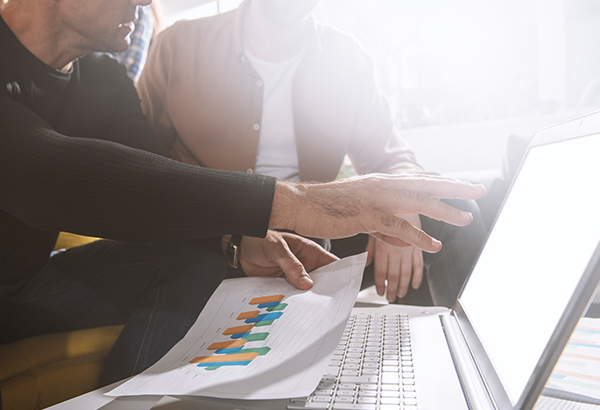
[299,276,313,286]
[431,238,442,251]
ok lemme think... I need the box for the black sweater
[0,17,276,285]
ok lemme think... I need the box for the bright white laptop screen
[460,133,600,405]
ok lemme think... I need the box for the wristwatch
[225,235,242,269]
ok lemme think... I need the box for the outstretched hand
[270,173,486,253]
[232,231,338,290]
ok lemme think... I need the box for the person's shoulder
[162,8,236,40]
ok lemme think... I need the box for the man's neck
[0,6,79,71]
[243,3,309,63]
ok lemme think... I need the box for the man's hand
[226,231,338,290]
[270,173,486,253]
[366,214,424,303]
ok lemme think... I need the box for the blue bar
[257,302,280,308]
[197,361,251,367]
[230,332,251,339]
[568,342,600,349]
[244,312,283,324]
[575,328,600,334]
[215,347,243,354]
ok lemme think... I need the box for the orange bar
[223,324,254,335]
[236,311,260,320]
[554,370,600,382]
[562,353,600,362]
[249,295,284,305]
[190,352,259,364]
[207,339,246,350]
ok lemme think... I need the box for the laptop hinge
[441,314,497,410]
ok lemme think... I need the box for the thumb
[275,243,314,290]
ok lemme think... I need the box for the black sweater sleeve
[0,93,276,242]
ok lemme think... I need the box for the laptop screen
[459,133,600,405]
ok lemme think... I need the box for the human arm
[1,93,483,256]
[0,92,274,242]
[222,231,338,290]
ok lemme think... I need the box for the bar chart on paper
[106,253,367,400]
[546,317,600,404]
[189,294,288,369]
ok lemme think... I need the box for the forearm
[270,179,362,237]
[269,180,301,232]
[0,94,275,242]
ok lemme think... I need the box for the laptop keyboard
[287,312,418,410]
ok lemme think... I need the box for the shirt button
[253,124,260,131]
[246,168,253,174]
[256,80,263,87]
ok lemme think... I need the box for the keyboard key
[382,373,400,384]
[324,366,340,376]
[357,390,377,397]
[332,404,377,410]
[381,397,402,405]
[381,390,401,398]
[340,375,378,384]
[289,397,309,403]
[287,403,329,409]
[382,366,400,372]
[338,383,358,390]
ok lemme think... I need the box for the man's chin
[106,39,131,54]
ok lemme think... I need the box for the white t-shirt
[245,50,304,181]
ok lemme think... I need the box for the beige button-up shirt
[138,2,422,183]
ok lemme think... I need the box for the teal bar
[267,303,288,312]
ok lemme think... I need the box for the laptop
[161,111,600,410]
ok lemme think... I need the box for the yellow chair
[0,233,123,410]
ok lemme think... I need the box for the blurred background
[159,0,600,179]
